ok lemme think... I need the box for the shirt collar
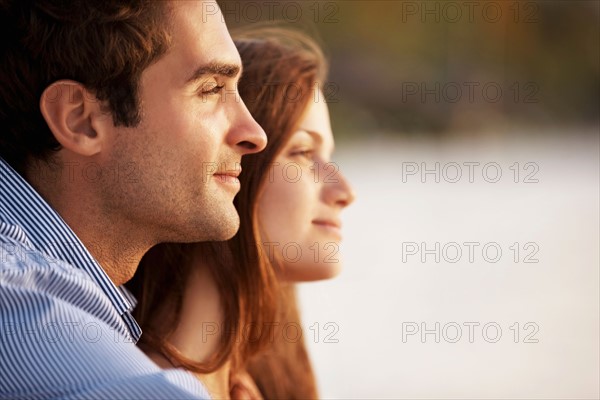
[0,157,141,340]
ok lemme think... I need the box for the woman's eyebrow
[297,128,336,153]
[296,129,322,144]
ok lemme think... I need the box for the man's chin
[217,221,240,241]
[207,211,240,241]
[161,209,240,244]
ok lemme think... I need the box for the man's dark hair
[0,1,173,173]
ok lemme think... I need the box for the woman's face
[256,90,355,281]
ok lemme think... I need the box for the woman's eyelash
[291,149,314,158]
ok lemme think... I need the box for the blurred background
[221,1,599,398]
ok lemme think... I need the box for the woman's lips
[312,219,341,229]
[312,219,342,238]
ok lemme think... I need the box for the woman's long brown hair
[233,25,327,399]
[127,25,327,397]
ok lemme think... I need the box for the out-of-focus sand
[298,131,599,399]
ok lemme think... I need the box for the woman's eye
[290,149,315,159]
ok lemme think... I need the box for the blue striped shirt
[0,157,209,399]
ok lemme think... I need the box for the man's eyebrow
[185,62,242,84]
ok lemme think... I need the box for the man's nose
[227,97,267,155]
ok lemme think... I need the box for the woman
[127,26,355,399]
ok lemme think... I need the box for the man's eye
[201,84,225,95]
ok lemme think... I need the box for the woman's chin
[279,262,343,282]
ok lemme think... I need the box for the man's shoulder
[0,235,210,399]
[0,234,108,312]
[0,233,88,277]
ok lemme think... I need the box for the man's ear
[40,80,113,157]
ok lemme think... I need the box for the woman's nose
[324,165,356,208]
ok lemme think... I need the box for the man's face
[102,1,266,243]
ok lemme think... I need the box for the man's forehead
[168,1,241,81]
[170,0,229,39]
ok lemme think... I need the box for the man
[0,1,265,397]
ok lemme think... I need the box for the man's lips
[213,168,241,186]
[214,172,241,178]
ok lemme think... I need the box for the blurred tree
[220,0,599,137]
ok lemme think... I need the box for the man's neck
[25,162,151,286]
[70,222,149,286]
